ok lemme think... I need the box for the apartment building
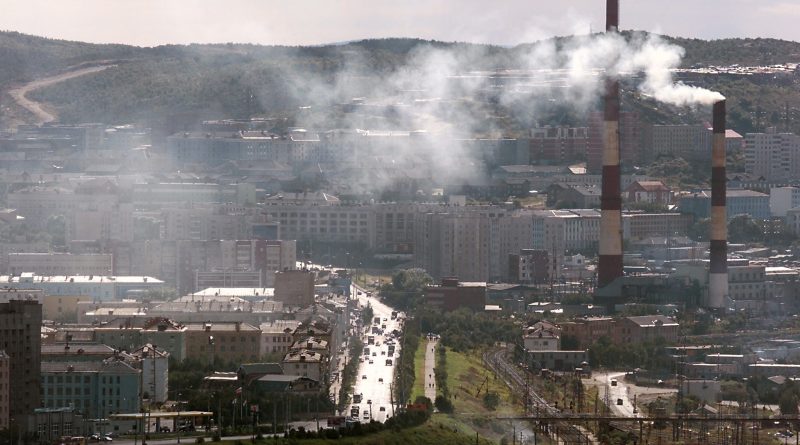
[0,351,8,429]
[728,264,767,302]
[423,278,486,312]
[769,186,800,217]
[185,322,261,364]
[745,130,800,182]
[128,344,169,403]
[40,361,140,418]
[260,320,302,356]
[7,253,112,276]
[274,270,315,307]
[526,126,589,165]
[678,189,770,220]
[642,124,711,161]
[263,198,375,247]
[587,111,640,173]
[625,180,672,205]
[0,300,42,418]
[0,273,164,300]
[622,213,693,241]
[281,350,324,382]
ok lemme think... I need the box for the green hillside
[2,31,800,134]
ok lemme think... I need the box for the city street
[348,285,404,423]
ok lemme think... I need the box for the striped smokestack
[598,0,623,289]
[709,100,728,309]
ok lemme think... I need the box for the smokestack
[709,100,728,309]
[598,0,623,289]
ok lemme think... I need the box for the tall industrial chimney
[709,100,728,309]
[598,0,623,289]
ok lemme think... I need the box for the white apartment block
[745,131,800,182]
[8,253,112,276]
[769,186,800,217]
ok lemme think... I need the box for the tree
[483,392,500,411]
[687,218,711,242]
[434,395,454,413]
[380,268,433,310]
[728,214,764,243]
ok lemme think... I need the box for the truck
[387,345,395,355]
[374,317,381,325]
[353,393,362,404]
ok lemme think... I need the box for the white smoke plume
[256,30,723,195]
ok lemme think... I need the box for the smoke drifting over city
[258,30,723,192]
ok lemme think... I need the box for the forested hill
[2,30,800,133]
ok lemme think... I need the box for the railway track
[483,346,594,444]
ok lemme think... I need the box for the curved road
[8,63,115,124]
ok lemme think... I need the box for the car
[372,352,376,356]
[616,399,623,406]
[610,379,618,387]
[105,433,119,438]
[367,399,372,404]
[378,378,383,383]
[383,318,387,322]
[159,426,171,433]
[379,406,386,412]
[381,351,385,355]
[179,425,196,432]
[362,375,367,379]
[100,436,113,442]
[369,360,374,364]
[363,410,369,419]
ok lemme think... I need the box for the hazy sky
[2,0,799,47]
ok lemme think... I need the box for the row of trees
[688,214,797,246]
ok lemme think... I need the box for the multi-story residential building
[728,264,766,302]
[132,182,257,207]
[622,213,693,240]
[526,126,589,165]
[281,350,324,382]
[0,273,164,300]
[508,249,549,284]
[128,344,169,403]
[263,195,375,247]
[423,278,486,312]
[7,253,113,276]
[678,189,770,220]
[745,130,800,182]
[0,300,42,419]
[769,186,800,217]
[161,203,262,241]
[413,207,535,282]
[546,183,601,208]
[274,270,315,307]
[617,316,679,344]
[0,351,8,429]
[185,322,261,364]
[0,241,49,274]
[93,318,187,361]
[40,360,140,418]
[624,180,672,205]
[642,124,711,161]
[587,111,640,173]
[559,317,615,348]
[260,320,302,356]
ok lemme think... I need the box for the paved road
[424,338,437,401]
[601,372,637,417]
[348,285,403,423]
[8,63,115,124]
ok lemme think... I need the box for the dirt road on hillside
[8,64,115,125]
